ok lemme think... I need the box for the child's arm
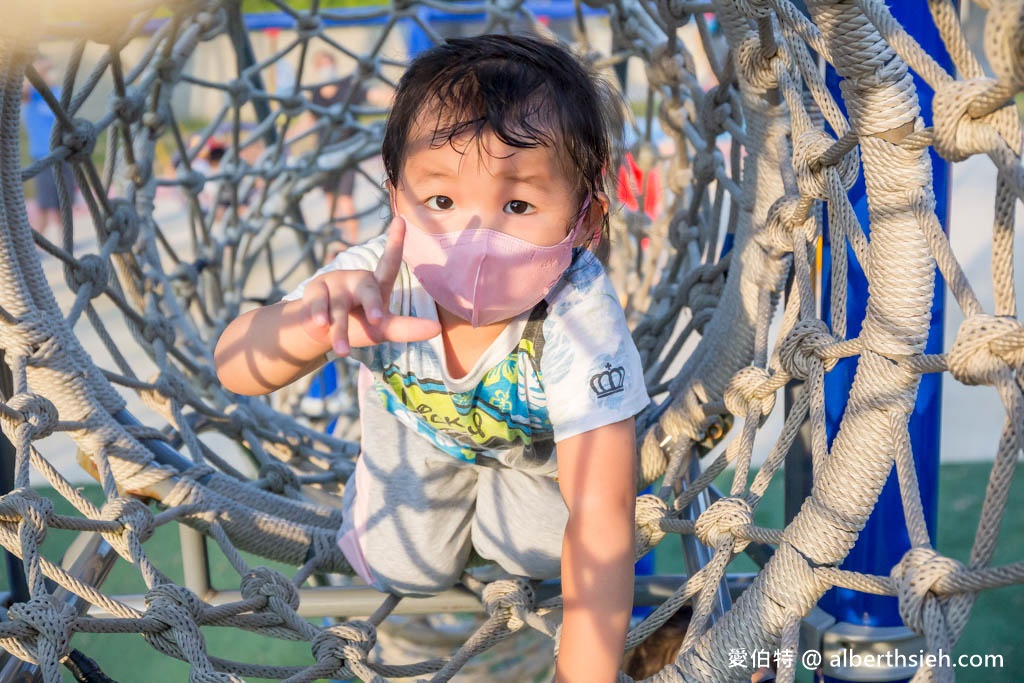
[556,417,637,683]
[214,218,440,395]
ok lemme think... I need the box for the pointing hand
[300,216,441,355]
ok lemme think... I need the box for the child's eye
[503,200,535,215]
[425,195,454,210]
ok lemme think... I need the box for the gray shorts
[337,370,568,597]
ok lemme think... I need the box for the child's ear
[384,180,398,216]
[578,191,610,248]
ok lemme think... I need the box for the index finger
[374,215,406,299]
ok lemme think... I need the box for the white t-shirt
[283,235,649,476]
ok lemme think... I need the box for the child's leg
[338,372,479,596]
[471,464,568,580]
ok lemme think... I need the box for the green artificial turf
[1,462,1021,681]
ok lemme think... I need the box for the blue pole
[634,486,656,620]
[818,3,953,682]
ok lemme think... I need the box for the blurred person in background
[21,54,78,238]
[304,49,390,250]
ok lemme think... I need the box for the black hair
[383,34,619,224]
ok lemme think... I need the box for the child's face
[392,121,584,248]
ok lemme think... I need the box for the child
[214,34,649,682]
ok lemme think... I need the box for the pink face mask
[401,199,591,327]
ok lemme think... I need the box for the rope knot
[60,119,97,164]
[226,79,253,107]
[110,89,145,124]
[102,199,140,253]
[723,366,777,420]
[241,567,300,611]
[4,392,59,441]
[101,497,155,544]
[889,547,965,635]
[481,579,535,632]
[258,462,300,494]
[692,149,721,186]
[70,254,110,298]
[695,496,754,552]
[779,319,840,380]
[697,85,733,138]
[646,44,688,90]
[735,33,779,93]
[141,317,176,346]
[0,487,53,517]
[156,56,183,82]
[0,488,54,548]
[655,0,691,28]
[295,14,323,39]
[635,494,668,554]
[5,596,76,666]
[150,370,190,403]
[760,195,815,253]
[947,314,1024,386]
[171,262,200,300]
[142,109,167,133]
[792,129,859,199]
[177,168,207,197]
[280,94,307,118]
[667,215,697,252]
[932,78,1015,162]
[356,56,377,80]
[312,621,377,668]
[145,584,205,624]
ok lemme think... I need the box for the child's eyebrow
[406,168,456,182]
[497,171,546,185]
[408,168,549,187]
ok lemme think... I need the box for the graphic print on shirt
[589,363,626,398]
[376,303,554,464]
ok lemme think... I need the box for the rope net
[0,0,1020,681]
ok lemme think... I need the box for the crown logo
[590,363,625,398]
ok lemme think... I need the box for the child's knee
[472,525,562,580]
[339,525,467,597]
[494,546,561,581]
[366,555,465,598]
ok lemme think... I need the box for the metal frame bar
[81,573,759,620]
[679,452,732,623]
[0,351,29,607]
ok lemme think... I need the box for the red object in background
[264,27,281,39]
[616,151,662,221]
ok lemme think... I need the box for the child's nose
[461,214,485,231]
[462,212,501,233]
